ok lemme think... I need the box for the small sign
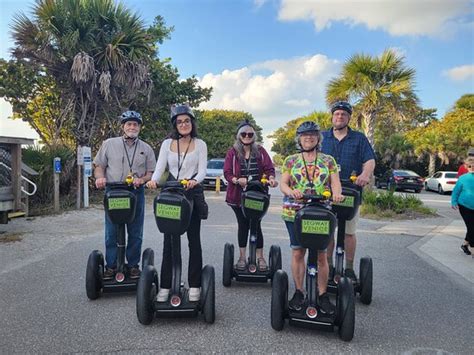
[83,146,92,177]
[333,196,355,208]
[108,197,131,210]
[54,157,61,173]
[244,198,264,211]
[302,219,330,235]
[156,203,181,220]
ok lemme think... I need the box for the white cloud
[254,0,268,8]
[198,54,341,139]
[443,64,474,81]
[278,0,471,37]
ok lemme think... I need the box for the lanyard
[123,138,139,175]
[177,138,192,180]
[301,152,317,188]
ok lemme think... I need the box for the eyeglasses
[177,118,191,126]
[240,132,254,138]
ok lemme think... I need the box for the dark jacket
[223,146,275,206]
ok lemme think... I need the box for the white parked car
[424,171,458,194]
[203,158,228,190]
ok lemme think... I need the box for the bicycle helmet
[119,110,143,125]
[236,119,254,132]
[330,101,353,115]
[296,121,320,135]
[170,104,195,125]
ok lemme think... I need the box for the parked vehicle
[203,158,228,190]
[376,169,424,193]
[424,171,458,194]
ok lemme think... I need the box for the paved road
[0,191,472,354]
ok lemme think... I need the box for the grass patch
[0,232,23,243]
[360,189,436,220]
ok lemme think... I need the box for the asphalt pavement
[0,188,472,354]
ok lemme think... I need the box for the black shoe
[129,266,141,279]
[318,293,335,315]
[344,268,357,282]
[103,268,116,280]
[461,244,471,255]
[289,290,306,311]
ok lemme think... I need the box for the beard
[125,131,139,139]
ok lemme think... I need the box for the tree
[269,111,332,158]
[11,0,172,146]
[196,110,262,159]
[326,49,418,147]
[0,58,74,147]
[454,94,474,111]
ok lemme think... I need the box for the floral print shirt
[281,152,338,221]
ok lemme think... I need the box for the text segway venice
[136,180,215,325]
[328,175,373,305]
[86,181,154,300]
[271,191,355,341]
[222,177,282,286]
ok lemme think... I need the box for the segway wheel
[222,243,234,287]
[359,256,373,305]
[269,245,282,280]
[336,276,355,341]
[271,270,288,331]
[136,265,158,325]
[201,265,215,324]
[86,250,104,300]
[142,248,155,268]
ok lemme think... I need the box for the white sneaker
[189,287,201,302]
[157,288,170,302]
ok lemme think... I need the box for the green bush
[22,145,76,210]
[360,189,434,218]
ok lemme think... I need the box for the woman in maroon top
[223,120,278,271]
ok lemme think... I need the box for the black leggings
[231,205,264,249]
[160,208,202,288]
[459,204,474,247]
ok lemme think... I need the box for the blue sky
[1,0,473,143]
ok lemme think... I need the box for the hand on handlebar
[185,179,198,190]
[289,189,304,200]
[237,177,247,188]
[133,177,145,188]
[332,193,345,203]
[355,173,370,187]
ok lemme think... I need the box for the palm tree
[11,0,165,146]
[326,49,418,147]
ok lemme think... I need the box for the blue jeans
[104,186,145,268]
[285,220,327,252]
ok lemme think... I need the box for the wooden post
[10,144,21,211]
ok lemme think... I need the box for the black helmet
[236,119,254,132]
[170,104,195,125]
[296,121,320,135]
[330,101,352,115]
[119,110,143,125]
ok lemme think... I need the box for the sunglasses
[177,118,191,126]
[240,132,254,138]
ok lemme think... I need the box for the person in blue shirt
[451,156,474,256]
[321,101,376,281]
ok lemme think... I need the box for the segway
[271,191,355,341]
[86,182,154,300]
[328,176,373,305]
[136,180,215,324]
[223,177,282,286]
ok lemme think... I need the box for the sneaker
[129,266,141,279]
[318,293,335,315]
[461,244,471,255]
[103,268,116,280]
[157,288,170,302]
[189,287,201,302]
[289,289,306,311]
[257,257,268,272]
[344,268,357,282]
[235,258,247,271]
